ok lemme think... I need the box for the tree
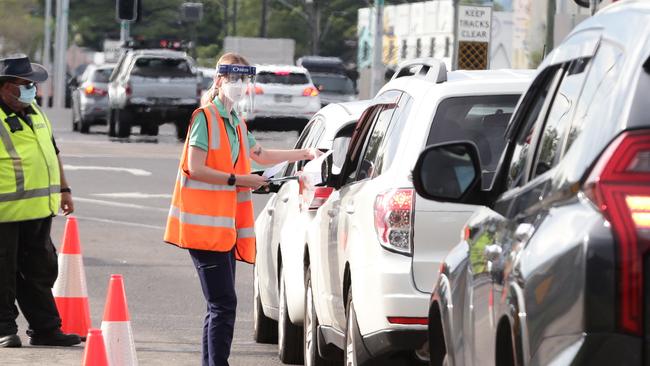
[0,0,44,58]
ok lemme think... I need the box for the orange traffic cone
[82,329,109,366]
[101,274,138,366]
[53,215,91,338]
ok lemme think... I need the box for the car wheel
[116,108,131,138]
[253,268,278,344]
[344,286,371,366]
[279,266,304,364]
[108,109,117,137]
[176,118,189,141]
[72,108,79,132]
[79,120,90,134]
[304,266,337,366]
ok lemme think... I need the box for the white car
[253,101,370,364]
[303,59,533,365]
[243,65,322,129]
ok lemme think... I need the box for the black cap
[0,54,48,83]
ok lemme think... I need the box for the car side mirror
[412,142,482,203]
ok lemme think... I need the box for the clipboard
[266,176,299,184]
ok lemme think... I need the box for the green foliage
[0,0,44,58]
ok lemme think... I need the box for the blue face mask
[17,84,36,105]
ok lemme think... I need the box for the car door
[327,91,402,332]
[257,120,318,307]
[460,65,566,366]
[315,104,382,329]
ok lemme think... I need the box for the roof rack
[391,58,447,83]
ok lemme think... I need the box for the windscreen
[131,57,194,78]
[311,74,355,94]
[427,95,520,185]
[256,71,308,85]
[91,68,114,82]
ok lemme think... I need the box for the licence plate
[274,95,292,103]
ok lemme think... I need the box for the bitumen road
[3,108,299,366]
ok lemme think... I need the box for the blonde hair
[201,52,251,106]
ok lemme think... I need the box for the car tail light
[303,87,319,97]
[310,187,334,210]
[84,85,107,96]
[275,70,290,76]
[374,188,415,255]
[125,83,132,97]
[247,85,264,95]
[584,129,650,336]
[387,317,428,325]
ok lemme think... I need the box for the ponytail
[201,81,218,106]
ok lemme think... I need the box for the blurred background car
[310,72,357,106]
[108,49,201,139]
[197,66,216,96]
[242,65,321,131]
[71,63,115,133]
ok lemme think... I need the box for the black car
[413,2,650,365]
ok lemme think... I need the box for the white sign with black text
[458,5,492,43]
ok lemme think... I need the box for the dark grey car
[71,64,114,133]
[412,2,650,365]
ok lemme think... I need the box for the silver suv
[108,49,201,139]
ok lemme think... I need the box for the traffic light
[116,0,138,21]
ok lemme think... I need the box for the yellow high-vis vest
[0,103,61,222]
[164,102,256,264]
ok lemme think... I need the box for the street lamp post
[370,0,384,97]
[42,0,53,108]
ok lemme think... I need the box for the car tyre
[344,286,370,366]
[79,120,90,134]
[108,109,117,137]
[116,108,131,138]
[304,266,337,366]
[279,266,304,364]
[72,108,79,132]
[253,268,278,344]
[176,117,189,141]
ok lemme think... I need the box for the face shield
[217,64,257,119]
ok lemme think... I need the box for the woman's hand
[236,174,268,189]
[305,148,323,160]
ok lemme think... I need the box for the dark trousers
[0,217,62,336]
[189,248,238,366]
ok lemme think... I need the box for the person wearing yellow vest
[0,54,81,348]
[164,52,321,366]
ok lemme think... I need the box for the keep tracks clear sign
[457,5,492,70]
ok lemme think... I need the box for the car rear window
[91,68,114,82]
[427,94,520,177]
[256,71,309,85]
[311,75,355,94]
[131,57,193,78]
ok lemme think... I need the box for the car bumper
[363,328,428,360]
[352,251,430,342]
[530,332,642,366]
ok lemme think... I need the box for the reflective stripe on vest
[164,102,256,263]
[0,104,61,222]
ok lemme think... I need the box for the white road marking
[93,192,172,199]
[74,197,168,212]
[63,164,152,176]
[74,215,165,230]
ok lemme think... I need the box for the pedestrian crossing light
[116,0,138,21]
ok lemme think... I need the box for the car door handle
[267,207,275,215]
[327,208,337,217]
[344,205,355,215]
[281,195,289,203]
[484,244,502,262]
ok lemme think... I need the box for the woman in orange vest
[164,53,320,366]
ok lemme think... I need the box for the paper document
[262,161,288,179]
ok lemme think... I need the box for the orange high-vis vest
[164,103,256,263]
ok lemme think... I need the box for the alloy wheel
[305,280,314,366]
[345,308,356,366]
